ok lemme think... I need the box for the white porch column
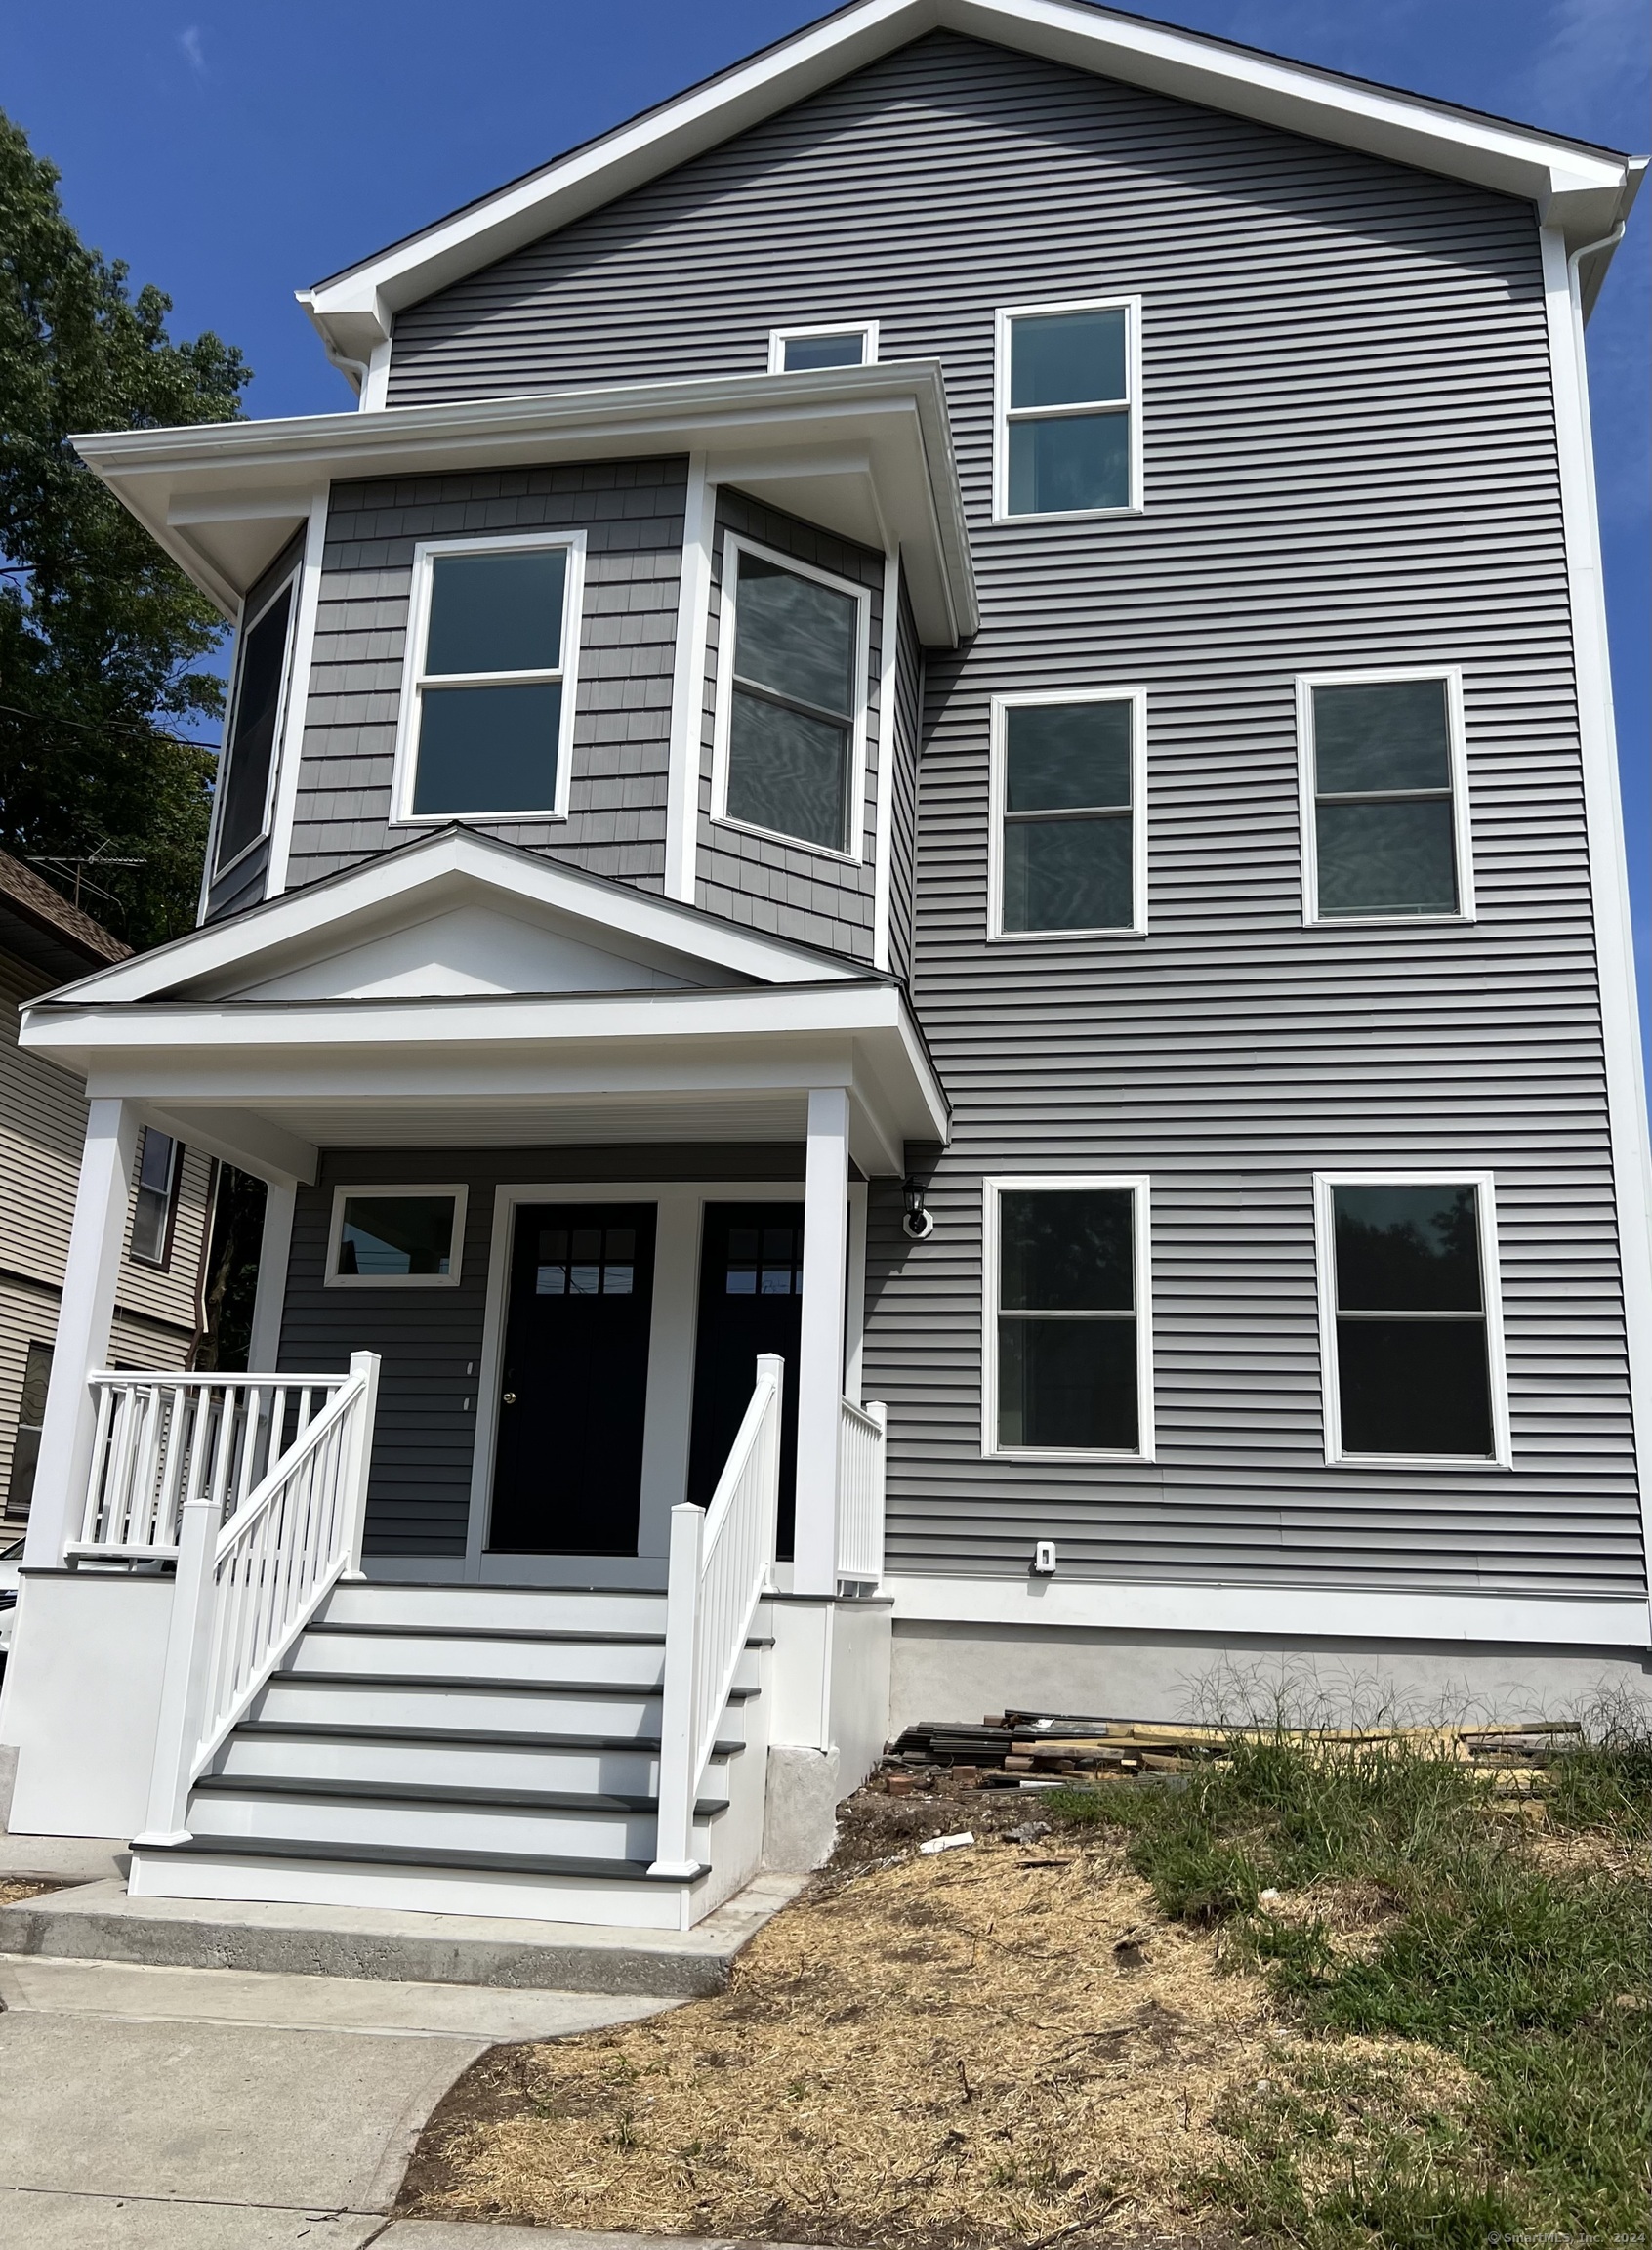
[246,1178,297,1370]
[22,1098,141,1568]
[794,1087,850,1597]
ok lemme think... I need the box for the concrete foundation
[762,1743,841,1871]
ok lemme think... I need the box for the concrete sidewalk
[0,2208,833,2246]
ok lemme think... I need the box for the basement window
[1316,1176,1509,1465]
[996,298,1141,520]
[327,1187,467,1287]
[1300,672,1473,922]
[395,533,584,824]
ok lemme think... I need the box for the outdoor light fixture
[901,1179,934,1241]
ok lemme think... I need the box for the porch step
[286,1625,766,1692]
[251,1672,756,1745]
[326,1584,673,1635]
[213,1721,742,1802]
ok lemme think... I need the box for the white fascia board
[70,365,975,643]
[25,828,868,1008]
[884,1573,1652,1650]
[297,0,1640,354]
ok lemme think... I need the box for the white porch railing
[135,1353,381,1846]
[836,1396,887,1592]
[70,1373,356,1563]
[650,1353,784,1880]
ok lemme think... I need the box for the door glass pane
[783,333,865,370]
[413,682,562,814]
[217,583,293,867]
[1316,798,1457,917]
[1314,681,1451,794]
[1001,1189,1134,1312]
[733,556,857,716]
[1006,701,1131,812]
[1003,814,1132,932]
[999,1316,1137,1449]
[1010,310,1127,408]
[338,1195,455,1277]
[425,548,566,677]
[1337,1317,1493,1455]
[1008,412,1130,515]
[726,690,850,851]
[1334,1185,1482,1312]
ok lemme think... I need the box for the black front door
[686,1203,804,1556]
[489,1203,657,1555]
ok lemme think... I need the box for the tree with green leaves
[0,109,250,948]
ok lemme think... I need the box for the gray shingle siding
[696,486,884,960]
[282,458,688,895]
[337,30,1635,1599]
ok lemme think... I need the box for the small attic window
[767,322,879,373]
[393,532,585,825]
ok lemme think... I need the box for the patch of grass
[1050,1712,1652,2247]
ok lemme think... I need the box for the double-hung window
[992,690,1145,936]
[768,321,878,372]
[1299,671,1472,922]
[1315,1175,1509,1465]
[715,535,868,857]
[394,532,584,823]
[214,570,297,875]
[130,1130,182,1268]
[986,1178,1154,1458]
[995,298,1141,520]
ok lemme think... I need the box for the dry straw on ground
[399,1828,1463,2246]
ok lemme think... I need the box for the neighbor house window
[715,535,868,856]
[1315,1175,1508,1465]
[130,1130,182,1268]
[326,1187,467,1287]
[214,572,297,873]
[992,691,1145,935]
[1299,672,1472,922]
[986,1178,1153,1458]
[5,1340,53,1521]
[767,322,879,372]
[996,298,1141,520]
[394,532,584,823]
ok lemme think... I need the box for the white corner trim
[987,685,1148,939]
[264,494,329,900]
[982,1174,1156,1465]
[882,1572,1652,1650]
[388,527,586,829]
[872,549,900,973]
[323,1182,468,1289]
[359,337,392,412]
[1312,1171,1512,1471]
[992,295,1144,523]
[665,456,714,903]
[709,530,873,866]
[1541,223,1652,1597]
[1295,666,1475,928]
[766,320,881,373]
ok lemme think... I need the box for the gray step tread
[271,1669,758,1701]
[193,1772,726,1819]
[228,1720,743,1758]
[138,1833,708,1884]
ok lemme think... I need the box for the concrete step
[211,1723,739,1804]
[249,1672,756,1743]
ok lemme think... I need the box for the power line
[0,697,221,754]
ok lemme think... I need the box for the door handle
[501,1391,517,1405]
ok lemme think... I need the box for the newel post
[132,1491,220,1847]
[341,1352,381,1581]
[649,1499,706,1879]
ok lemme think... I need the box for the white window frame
[1312,1170,1511,1470]
[710,530,872,865]
[129,1129,182,1271]
[325,1183,469,1290]
[982,1174,1156,1463]
[1297,666,1475,927]
[993,295,1144,524]
[988,686,1148,939]
[210,563,301,881]
[766,320,880,373]
[390,528,586,827]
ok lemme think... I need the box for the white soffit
[299,0,1642,360]
[69,364,974,642]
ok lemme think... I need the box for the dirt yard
[396,1778,1461,2245]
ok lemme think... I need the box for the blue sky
[5,1,1647,1040]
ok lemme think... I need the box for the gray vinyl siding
[278,1145,805,1555]
[280,459,688,895]
[369,30,1635,1601]
[887,574,923,988]
[696,487,883,960]
[203,534,304,925]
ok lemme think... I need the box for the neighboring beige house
[0,852,214,1532]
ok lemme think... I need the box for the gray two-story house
[1,0,1645,1934]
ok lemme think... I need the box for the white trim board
[883,1574,1652,1650]
[296,0,1640,366]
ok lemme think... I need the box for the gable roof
[300,0,1644,369]
[0,849,130,985]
